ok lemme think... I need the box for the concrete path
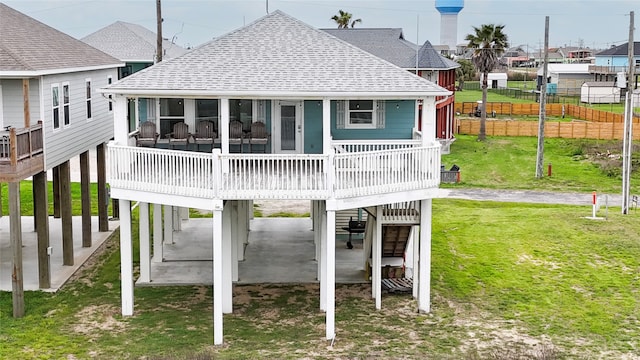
[438,188,623,207]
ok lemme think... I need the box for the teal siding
[330,100,415,140]
[304,100,323,153]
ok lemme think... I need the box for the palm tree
[455,58,475,91]
[331,10,361,29]
[465,24,508,141]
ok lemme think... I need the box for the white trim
[85,78,93,121]
[51,83,61,130]
[107,76,113,112]
[98,89,452,99]
[0,63,123,78]
[62,82,70,127]
[273,100,303,154]
[0,83,3,128]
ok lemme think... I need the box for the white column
[173,207,181,231]
[163,205,173,244]
[412,225,420,299]
[373,206,382,309]
[139,202,150,283]
[421,97,436,146]
[152,203,163,263]
[231,201,239,282]
[212,206,223,345]
[222,202,233,314]
[325,209,336,340]
[220,98,230,155]
[322,99,331,155]
[119,199,134,316]
[418,199,432,313]
[319,202,327,311]
[113,95,128,144]
[237,201,245,262]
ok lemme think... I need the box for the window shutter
[256,100,266,123]
[336,100,345,129]
[376,100,385,129]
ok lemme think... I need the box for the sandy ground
[254,199,311,216]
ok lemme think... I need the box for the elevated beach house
[101,11,450,344]
[1,3,121,315]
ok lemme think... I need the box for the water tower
[435,0,464,54]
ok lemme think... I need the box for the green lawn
[2,136,640,358]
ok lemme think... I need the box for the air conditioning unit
[616,71,627,89]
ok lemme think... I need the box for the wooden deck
[0,124,44,182]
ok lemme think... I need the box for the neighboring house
[81,21,187,79]
[0,3,121,304]
[101,11,450,345]
[590,42,640,86]
[322,28,459,152]
[537,64,591,96]
[81,21,188,132]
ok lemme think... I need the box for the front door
[274,100,303,153]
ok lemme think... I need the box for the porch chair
[135,121,159,147]
[193,120,217,151]
[248,121,270,153]
[166,122,191,149]
[229,120,244,153]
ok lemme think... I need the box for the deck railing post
[212,149,222,198]
[9,128,17,166]
[327,152,335,196]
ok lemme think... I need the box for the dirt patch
[73,304,127,337]
[254,200,310,216]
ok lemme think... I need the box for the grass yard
[1,200,639,358]
[455,89,538,104]
[442,135,640,193]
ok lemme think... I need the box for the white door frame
[272,100,303,154]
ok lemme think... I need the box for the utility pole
[622,11,635,214]
[156,0,163,63]
[536,16,550,178]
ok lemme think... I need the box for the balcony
[107,140,441,207]
[589,65,640,75]
[0,123,44,182]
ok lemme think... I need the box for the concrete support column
[97,143,109,232]
[212,206,223,345]
[120,199,134,316]
[173,206,181,231]
[325,209,336,340]
[373,206,382,309]
[80,151,92,247]
[163,205,173,244]
[222,202,233,314]
[412,226,420,299]
[139,202,151,283]
[152,203,163,263]
[33,171,50,289]
[418,199,432,313]
[9,182,24,318]
[59,160,73,266]
[236,201,245,262]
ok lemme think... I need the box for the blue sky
[3,0,638,51]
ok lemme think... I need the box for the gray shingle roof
[105,11,450,98]
[82,21,187,63]
[322,28,458,70]
[597,42,640,56]
[0,3,121,74]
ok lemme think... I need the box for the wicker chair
[135,121,159,147]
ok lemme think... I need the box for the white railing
[333,146,440,198]
[220,153,329,199]
[331,139,421,153]
[109,145,216,198]
[382,201,420,223]
[107,142,441,200]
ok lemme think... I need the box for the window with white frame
[52,84,60,129]
[196,99,219,132]
[108,76,113,112]
[62,83,70,126]
[85,79,92,120]
[159,98,184,137]
[337,100,385,129]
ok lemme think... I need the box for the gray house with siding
[1,3,122,315]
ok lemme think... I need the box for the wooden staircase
[382,225,412,258]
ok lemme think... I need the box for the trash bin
[450,164,460,172]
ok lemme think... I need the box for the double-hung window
[159,98,185,138]
[85,80,92,120]
[52,84,60,129]
[62,83,70,126]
